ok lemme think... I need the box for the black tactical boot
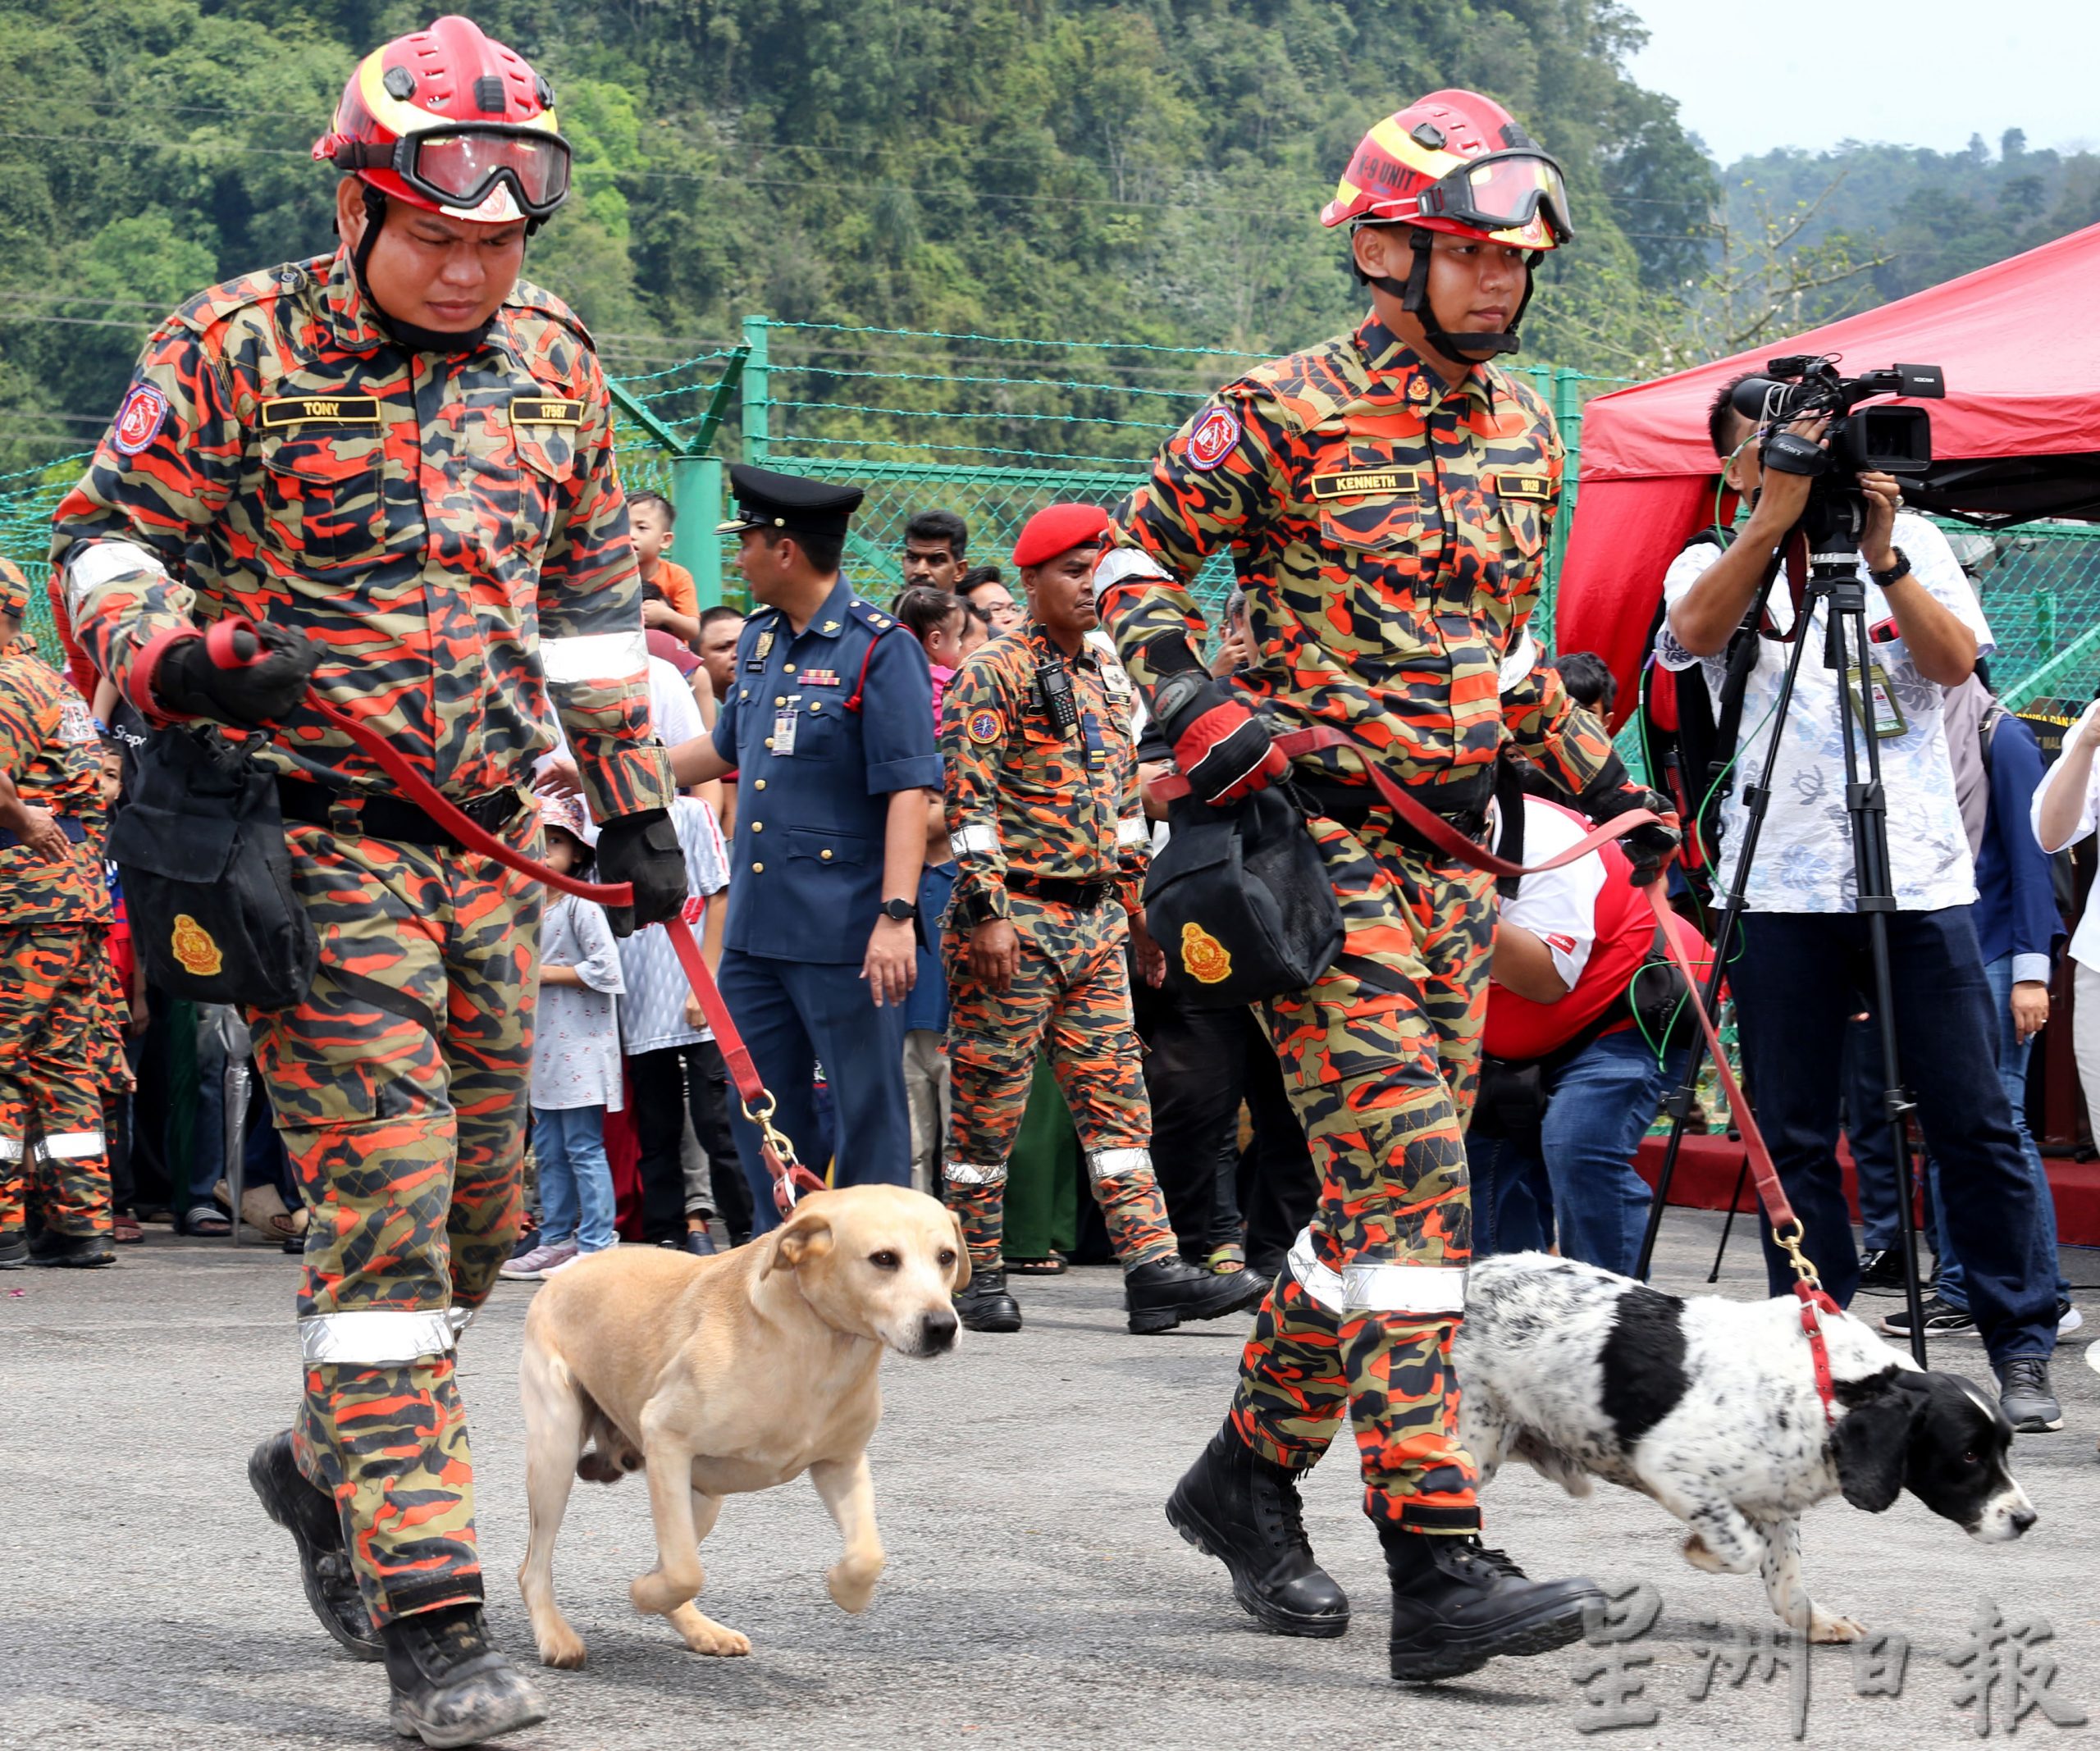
[955,1265,1022,1333]
[381,1604,546,1749]
[0,1229,28,1270]
[28,1228,114,1267]
[1125,1254,1267,1334]
[249,1430,383,1661]
[1166,1425,1349,1636]
[1381,1524,1600,1682]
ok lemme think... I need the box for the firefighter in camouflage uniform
[49,20,686,1745]
[1095,92,1679,1681]
[0,559,124,1271]
[939,503,1266,1336]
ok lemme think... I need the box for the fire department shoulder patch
[966,708,1002,745]
[170,913,224,978]
[112,383,170,457]
[1180,921,1232,984]
[1183,406,1242,472]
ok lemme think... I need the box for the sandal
[1006,1252,1068,1276]
[1204,1243,1248,1276]
[112,1213,145,1245]
[181,1205,231,1238]
[239,1184,302,1242]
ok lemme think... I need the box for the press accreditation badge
[771,696,800,757]
[1845,662,1907,740]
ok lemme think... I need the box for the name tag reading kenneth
[1310,467,1420,501]
[511,398,586,426]
[259,396,382,429]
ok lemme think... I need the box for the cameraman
[1656,377,2060,1433]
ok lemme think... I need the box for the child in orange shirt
[630,490,701,649]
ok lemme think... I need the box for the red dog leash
[1156,721,1842,1417]
[191,616,823,1218]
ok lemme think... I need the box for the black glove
[596,808,687,937]
[154,622,321,726]
[1587,782,1682,887]
[1153,668,1285,806]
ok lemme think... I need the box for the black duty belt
[0,813,89,852]
[1005,870,1113,910]
[277,778,524,850]
[1299,769,1494,858]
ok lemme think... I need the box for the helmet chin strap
[1360,227,1536,363]
[349,183,500,356]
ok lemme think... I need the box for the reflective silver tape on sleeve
[299,1310,459,1366]
[1091,546,1170,604]
[1498,629,1539,695]
[1086,1147,1152,1183]
[38,1130,106,1160]
[943,1161,1008,1188]
[951,823,998,859]
[541,628,649,687]
[1341,1260,1469,1316]
[66,540,165,616]
[1116,815,1148,847]
[0,1138,21,1163]
[1286,1228,1344,1313]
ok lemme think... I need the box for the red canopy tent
[1555,221,2100,725]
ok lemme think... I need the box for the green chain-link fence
[6,316,2100,715]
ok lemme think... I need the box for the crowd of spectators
[2,490,2084,1419]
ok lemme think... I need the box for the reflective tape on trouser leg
[34,1131,106,1160]
[0,1138,22,1162]
[1086,1147,1151,1183]
[943,1161,1009,1187]
[1285,1237,1469,1317]
[299,1310,459,1366]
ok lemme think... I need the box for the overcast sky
[1623,0,2098,166]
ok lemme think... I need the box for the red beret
[1011,502,1112,570]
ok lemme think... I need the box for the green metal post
[672,453,724,607]
[1544,367,1586,646]
[742,315,770,465]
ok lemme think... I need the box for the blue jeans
[1929,953,2069,1313]
[532,1105,617,1253]
[1729,909,2056,1366]
[1468,1029,1682,1277]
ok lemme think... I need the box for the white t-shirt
[1495,799,1605,990]
[648,656,704,748]
[617,796,731,1055]
[1655,512,1991,914]
[2032,700,2100,971]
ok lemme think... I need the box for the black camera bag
[1142,784,1343,1009]
[106,723,317,1010]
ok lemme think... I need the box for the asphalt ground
[3,1211,2097,1751]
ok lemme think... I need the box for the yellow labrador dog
[515,1184,966,1667]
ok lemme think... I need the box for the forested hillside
[2,0,2093,477]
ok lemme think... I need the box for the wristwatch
[1867,546,1911,591]
[880,896,918,923]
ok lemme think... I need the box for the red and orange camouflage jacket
[0,636,110,928]
[49,249,673,826]
[1098,314,1614,802]
[939,623,1148,923]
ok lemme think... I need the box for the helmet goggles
[1374,149,1574,244]
[335,125,571,222]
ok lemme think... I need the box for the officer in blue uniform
[669,465,942,1229]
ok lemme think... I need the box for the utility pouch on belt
[1142,783,1343,1008]
[105,723,317,1010]
[1470,1056,1546,1144]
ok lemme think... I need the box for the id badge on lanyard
[772,694,801,757]
[1844,663,1906,739]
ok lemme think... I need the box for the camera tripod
[1633,495,1933,1367]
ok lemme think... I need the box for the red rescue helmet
[312,16,570,226]
[1321,89,1571,251]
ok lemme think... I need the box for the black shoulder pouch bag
[104,723,317,1010]
[1141,783,1344,1009]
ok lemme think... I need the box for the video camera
[1730,356,1945,481]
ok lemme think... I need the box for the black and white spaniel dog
[1455,1253,2036,1642]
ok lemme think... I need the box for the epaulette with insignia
[847,597,898,636]
[170,257,324,340]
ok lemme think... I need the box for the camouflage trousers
[258,814,542,1626]
[1228,812,1494,1534]
[0,925,118,1238]
[943,896,1176,1271]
